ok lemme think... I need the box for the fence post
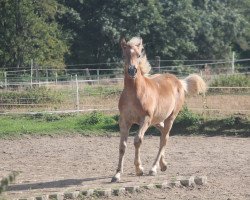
[232,51,235,74]
[86,68,91,82]
[30,59,33,87]
[155,56,160,72]
[4,72,7,89]
[35,64,41,87]
[55,71,58,85]
[46,68,49,85]
[75,74,80,112]
[97,69,100,84]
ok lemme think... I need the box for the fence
[0,58,249,116]
[0,57,249,88]
[0,77,249,117]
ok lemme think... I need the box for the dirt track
[0,135,249,200]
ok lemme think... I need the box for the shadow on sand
[7,176,111,192]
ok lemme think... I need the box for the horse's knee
[119,141,127,154]
[134,136,142,148]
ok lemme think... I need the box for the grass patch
[75,111,119,133]
[83,85,122,96]
[0,86,64,104]
[0,112,119,138]
[0,110,249,138]
[210,74,250,87]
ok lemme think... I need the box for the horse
[111,37,206,183]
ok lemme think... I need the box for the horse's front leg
[134,117,151,176]
[111,119,131,183]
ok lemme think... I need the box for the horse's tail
[180,74,207,96]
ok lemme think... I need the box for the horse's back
[146,73,181,90]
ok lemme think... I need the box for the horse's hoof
[136,170,144,176]
[149,169,157,176]
[136,167,144,176]
[160,165,167,172]
[111,174,120,183]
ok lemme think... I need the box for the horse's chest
[119,93,153,122]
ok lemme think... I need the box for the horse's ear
[120,37,127,50]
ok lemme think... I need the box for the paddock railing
[0,78,249,117]
[0,58,249,88]
[0,58,249,116]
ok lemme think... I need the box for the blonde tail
[180,74,207,96]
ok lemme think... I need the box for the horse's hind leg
[111,118,131,183]
[134,116,150,176]
[149,117,174,176]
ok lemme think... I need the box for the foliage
[0,171,19,194]
[59,0,248,65]
[0,1,249,69]
[0,0,69,69]
[192,0,247,60]
[76,111,118,132]
[210,74,250,87]
[173,106,202,133]
[0,86,63,104]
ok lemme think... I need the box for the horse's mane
[127,37,151,75]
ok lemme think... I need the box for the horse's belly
[151,101,175,124]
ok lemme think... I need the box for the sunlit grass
[0,110,249,138]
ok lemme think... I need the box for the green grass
[0,110,249,138]
[210,74,250,87]
[0,112,119,138]
[83,85,122,96]
[0,86,64,104]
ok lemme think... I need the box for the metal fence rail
[0,80,249,116]
[0,58,249,116]
[1,58,249,88]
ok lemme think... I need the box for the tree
[0,0,69,69]
[192,0,247,60]
[59,0,165,66]
[60,0,247,66]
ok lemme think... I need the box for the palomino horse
[111,37,206,183]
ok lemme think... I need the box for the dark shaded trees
[0,0,68,69]
[0,0,249,69]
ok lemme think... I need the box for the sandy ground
[0,135,249,200]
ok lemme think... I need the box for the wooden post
[30,59,33,87]
[97,69,100,84]
[46,68,49,85]
[75,74,80,111]
[35,63,41,87]
[155,56,160,72]
[55,71,58,85]
[232,51,235,74]
[4,72,7,89]
[86,68,91,78]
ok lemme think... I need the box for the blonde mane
[127,37,151,75]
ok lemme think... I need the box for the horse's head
[120,37,151,79]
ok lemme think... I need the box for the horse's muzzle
[128,65,137,78]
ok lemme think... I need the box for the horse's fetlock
[119,148,125,155]
[134,137,142,146]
